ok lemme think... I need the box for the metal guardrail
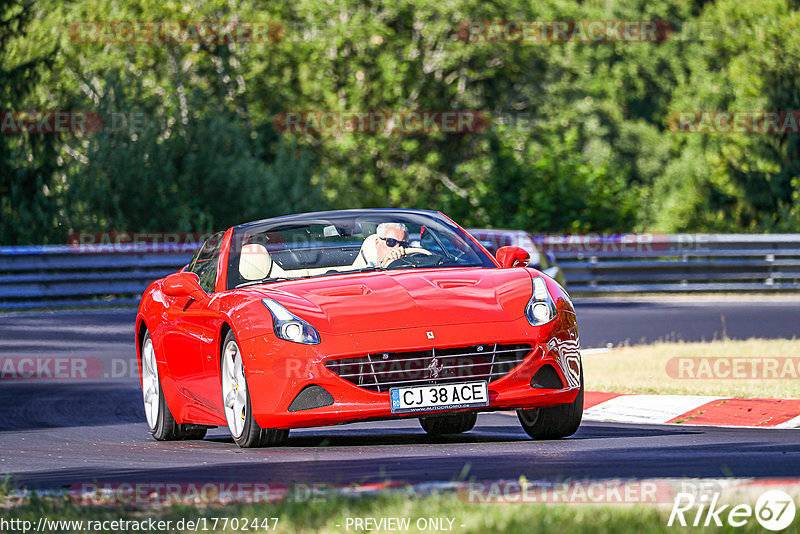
[1,234,799,310]
[0,245,194,310]
[538,234,800,294]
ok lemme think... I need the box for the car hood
[249,268,534,334]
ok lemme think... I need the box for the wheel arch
[136,318,148,353]
[135,316,149,386]
[218,321,233,368]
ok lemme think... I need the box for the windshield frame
[225,209,496,290]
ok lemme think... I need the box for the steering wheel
[384,249,443,269]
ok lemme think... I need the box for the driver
[374,222,409,268]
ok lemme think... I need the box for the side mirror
[496,246,530,268]
[162,271,204,298]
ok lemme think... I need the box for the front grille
[325,343,532,393]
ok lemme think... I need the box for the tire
[221,330,289,448]
[419,412,477,435]
[140,331,207,441]
[517,371,583,440]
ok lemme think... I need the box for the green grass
[0,474,12,499]
[0,491,777,533]
[583,338,800,398]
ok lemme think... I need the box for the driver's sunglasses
[379,237,409,248]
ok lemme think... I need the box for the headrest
[357,234,379,266]
[239,243,272,281]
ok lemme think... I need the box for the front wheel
[517,372,583,440]
[140,331,207,441]
[419,412,477,435]
[221,330,289,448]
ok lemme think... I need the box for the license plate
[389,381,489,414]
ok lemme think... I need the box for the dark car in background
[468,229,566,287]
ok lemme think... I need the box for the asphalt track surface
[1,300,799,490]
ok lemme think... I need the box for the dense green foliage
[1,0,799,243]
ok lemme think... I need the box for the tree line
[2,0,799,245]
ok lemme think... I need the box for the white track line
[776,415,800,429]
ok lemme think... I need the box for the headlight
[525,276,557,326]
[262,299,321,344]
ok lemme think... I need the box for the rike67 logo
[668,490,796,531]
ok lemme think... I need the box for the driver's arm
[379,246,406,268]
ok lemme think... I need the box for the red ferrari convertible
[136,209,583,447]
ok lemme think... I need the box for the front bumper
[239,311,581,430]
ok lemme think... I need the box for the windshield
[226,211,495,289]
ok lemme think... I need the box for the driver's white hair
[376,222,408,238]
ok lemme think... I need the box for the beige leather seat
[351,234,379,268]
[239,243,287,280]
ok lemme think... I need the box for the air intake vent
[530,364,563,389]
[325,343,532,393]
[288,385,334,412]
